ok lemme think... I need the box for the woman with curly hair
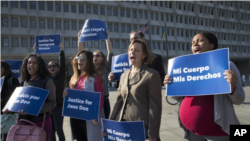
[4,54,56,141]
[63,49,104,141]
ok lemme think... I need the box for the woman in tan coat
[109,39,162,141]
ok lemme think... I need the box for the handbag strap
[16,113,46,129]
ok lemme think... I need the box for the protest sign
[63,89,101,121]
[111,54,131,80]
[35,34,61,54]
[2,87,49,116]
[0,76,4,93]
[102,119,145,141]
[79,19,108,42]
[166,48,230,96]
[5,60,22,78]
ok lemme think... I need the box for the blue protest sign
[5,60,22,78]
[79,19,108,42]
[2,87,49,116]
[111,54,131,80]
[102,119,145,141]
[62,89,101,121]
[0,76,5,93]
[166,48,230,96]
[35,34,61,54]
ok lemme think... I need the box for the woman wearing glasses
[78,29,113,119]
[63,50,104,141]
[33,43,66,141]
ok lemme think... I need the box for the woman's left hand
[91,119,98,125]
[145,137,156,141]
[18,109,28,116]
[224,70,238,92]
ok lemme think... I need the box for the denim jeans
[50,107,65,141]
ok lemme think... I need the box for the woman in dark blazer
[109,39,162,141]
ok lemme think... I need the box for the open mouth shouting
[192,46,201,54]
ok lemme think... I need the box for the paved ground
[60,86,250,141]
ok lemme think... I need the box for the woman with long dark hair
[5,54,56,141]
[63,49,104,141]
[1,60,20,140]
[78,29,113,119]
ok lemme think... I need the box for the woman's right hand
[108,72,115,82]
[101,129,107,138]
[63,89,68,98]
[78,30,82,40]
[163,75,172,88]
[3,109,13,115]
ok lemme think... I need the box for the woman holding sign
[164,32,245,141]
[63,49,104,141]
[78,29,113,119]
[108,39,162,141]
[1,60,20,140]
[5,54,56,141]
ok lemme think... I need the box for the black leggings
[70,118,88,141]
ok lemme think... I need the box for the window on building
[2,18,8,27]
[30,19,36,28]
[133,11,136,18]
[39,2,45,10]
[71,4,76,13]
[12,37,18,47]
[21,1,27,9]
[94,41,99,48]
[79,22,84,30]
[126,9,130,17]
[30,38,35,47]
[138,11,142,19]
[94,6,98,15]
[87,41,92,48]
[56,3,61,12]
[21,38,27,47]
[64,3,68,12]
[101,40,105,48]
[107,8,111,16]
[115,40,119,49]
[100,7,105,15]
[30,1,36,9]
[21,19,27,28]
[121,24,125,33]
[48,21,53,29]
[56,21,61,30]
[2,1,8,7]
[108,24,112,32]
[133,25,137,31]
[114,24,118,32]
[2,37,9,47]
[113,8,118,16]
[46,2,53,11]
[144,12,147,19]
[150,27,154,35]
[72,39,77,48]
[127,25,131,33]
[154,13,158,20]
[12,18,18,27]
[79,5,83,13]
[120,9,124,17]
[64,21,69,30]
[72,21,76,30]
[122,41,126,49]
[12,1,18,8]
[86,6,91,14]
[156,27,159,35]
[39,20,45,29]
[64,39,70,48]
